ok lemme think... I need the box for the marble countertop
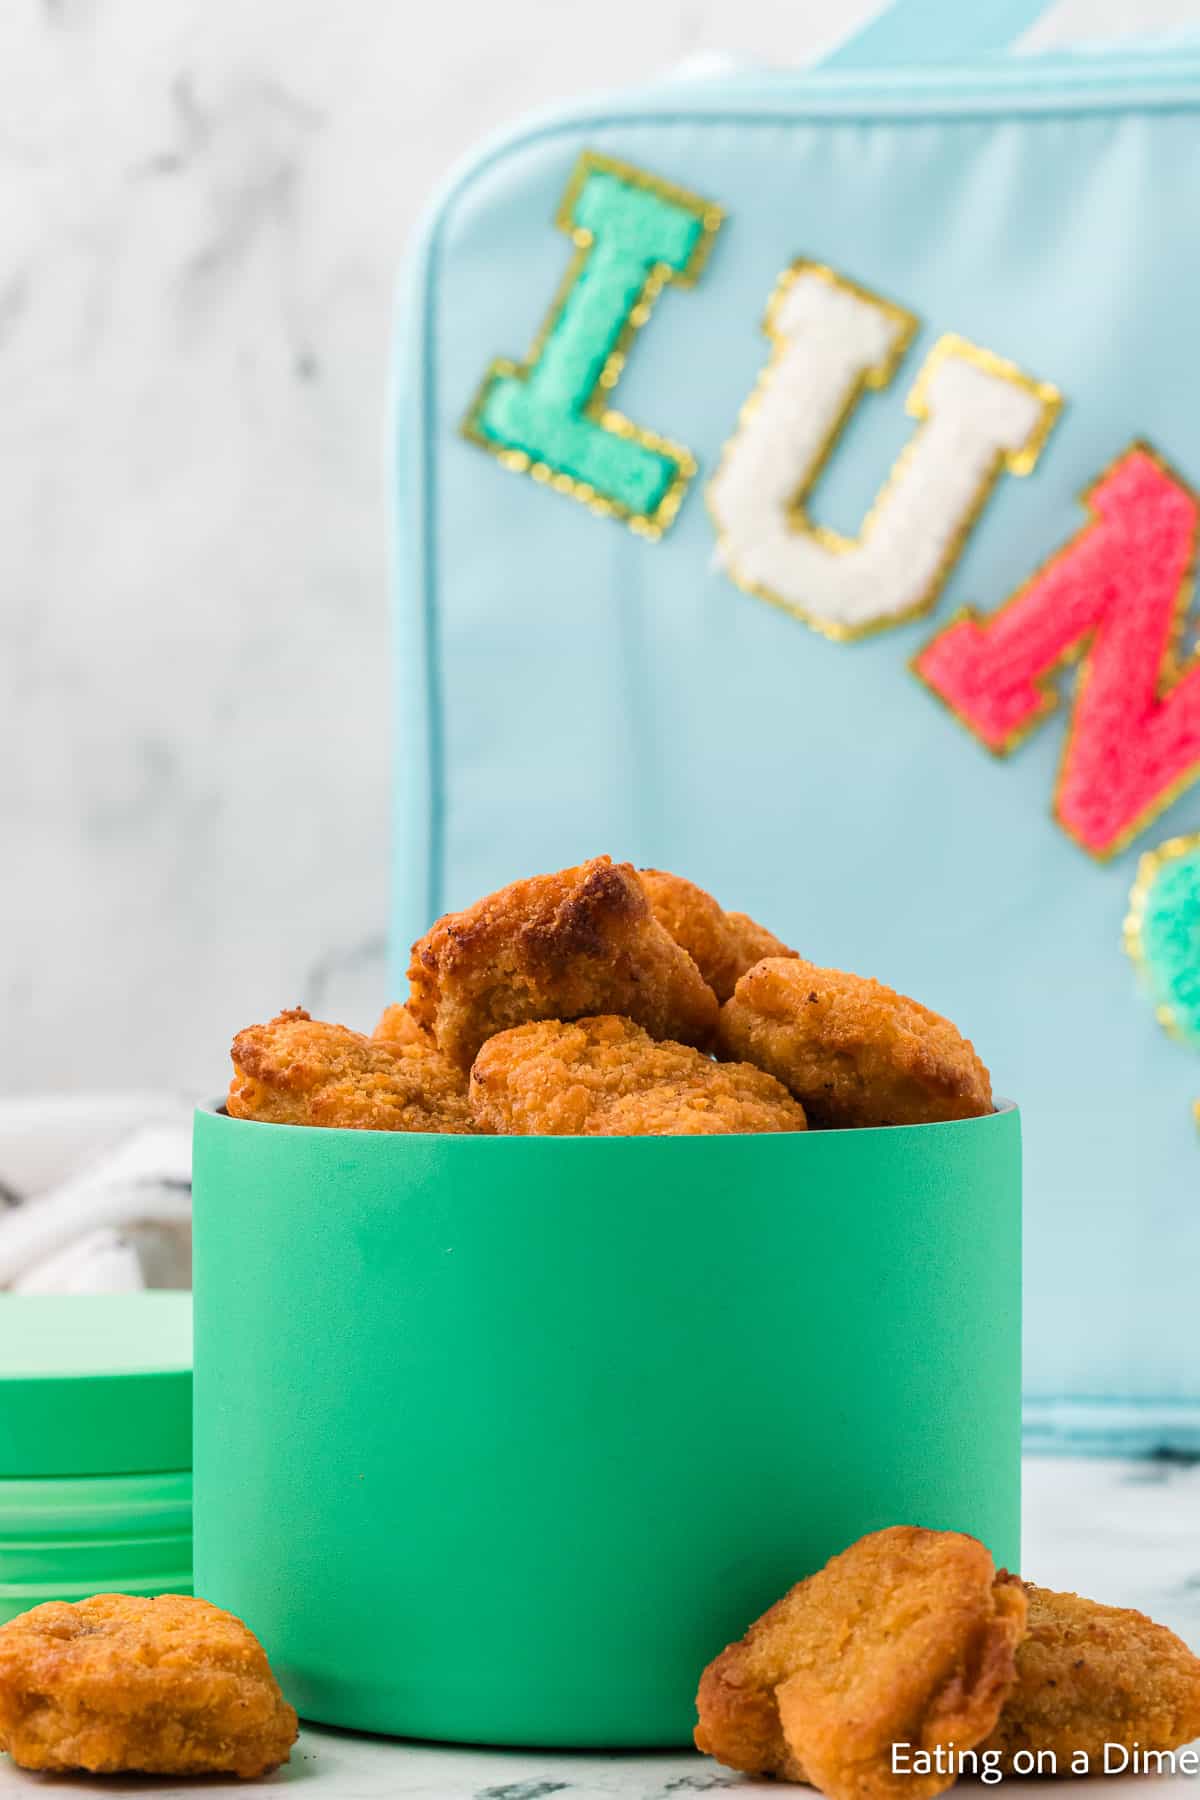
[3,1455,1199,1798]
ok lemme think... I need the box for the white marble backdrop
[0,0,1194,1094]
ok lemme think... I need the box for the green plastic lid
[0,1469,194,1624]
[0,1295,193,1478]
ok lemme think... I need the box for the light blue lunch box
[391,0,1200,1453]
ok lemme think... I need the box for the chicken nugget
[982,1581,1200,1770]
[470,1014,806,1136]
[719,958,992,1128]
[408,856,720,1071]
[695,1526,1025,1798]
[228,1007,471,1132]
[638,868,798,1002]
[372,1000,431,1047]
[0,1593,298,1778]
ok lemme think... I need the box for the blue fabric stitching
[423,214,445,934]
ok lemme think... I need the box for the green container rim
[202,1097,1016,1139]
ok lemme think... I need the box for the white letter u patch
[707,261,1062,640]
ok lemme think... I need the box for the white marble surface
[2,0,1200,1095]
[3,1457,1200,1797]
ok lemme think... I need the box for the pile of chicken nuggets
[5,871,1190,1789]
[695,1526,1200,1799]
[227,855,994,1134]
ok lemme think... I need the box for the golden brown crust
[695,1527,1025,1798]
[408,857,720,1071]
[228,1007,471,1132]
[982,1581,1200,1769]
[727,910,798,977]
[718,959,993,1129]
[469,1015,807,1136]
[0,1594,298,1778]
[372,1001,431,1047]
[638,869,797,1003]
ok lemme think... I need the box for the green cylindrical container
[192,1105,1020,1748]
[0,1295,193,1623]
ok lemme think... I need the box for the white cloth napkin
[0,1096,195,1292]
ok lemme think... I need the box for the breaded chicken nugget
[372,1000,430,1047]
[408,856,720,1071]
[982,1581,1200,1769]
[228,1007,471,1132]
[0,1594,298,1778]
[470,1015,806,1136]
[719,958,992,1129]
[695,1527,1025,1798]
[638,868,798,1002]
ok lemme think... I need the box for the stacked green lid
[0,1294,193,1624]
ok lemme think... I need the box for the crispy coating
[408,857,720,1071]
[470,1015,807,1136]
[0,1594,298,1779]
[638,868,798,1003]
[982,1581,1200,1768]
[372,1000,430,1047]
[695,1527,1025,1798]
[719,958,993,1129]
[228,1007,471,1132]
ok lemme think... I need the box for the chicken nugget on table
[408,855,720,1072]
[719,958,993,1128]
[638,867,798,1002]
[0,1593,298,1779]
[695,1525,1026,1798]
[981,1581,1200,1770]
[228,1007,471,1132]
[470,1014,806,1135]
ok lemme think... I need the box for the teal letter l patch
[462,151,723,539]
